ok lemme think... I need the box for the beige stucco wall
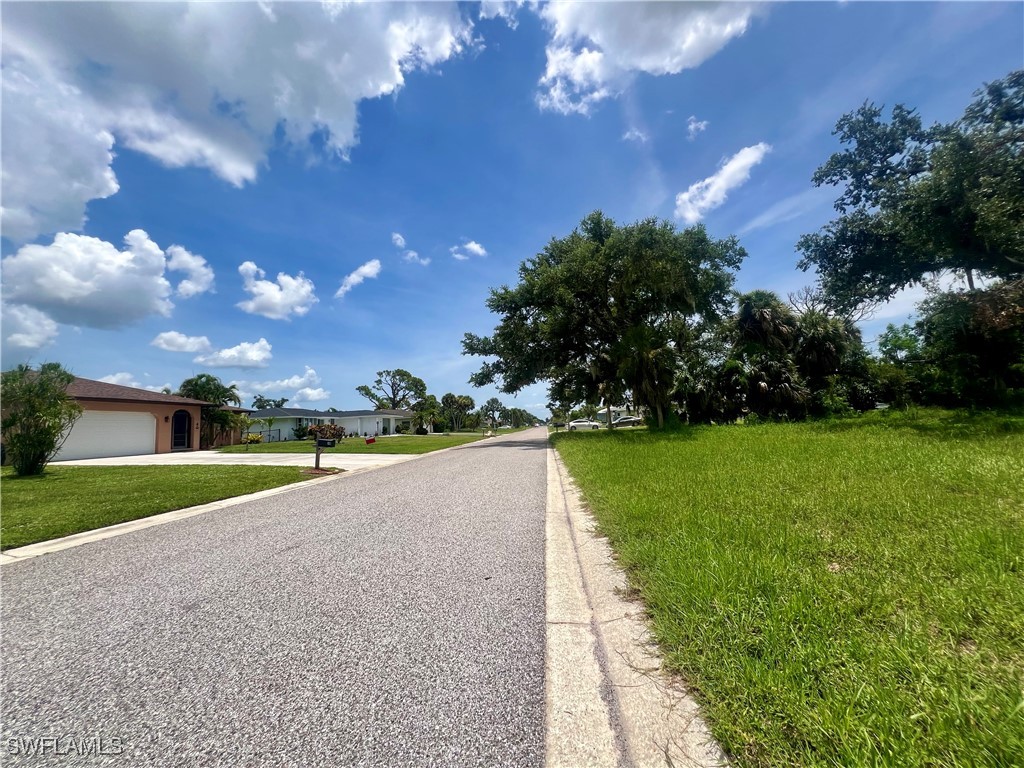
[79,400,203,453]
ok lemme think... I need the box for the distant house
[249,407,414,440]
[595,407,634,423]
[55,377,211,460]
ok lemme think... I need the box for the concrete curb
[545,445,726,768]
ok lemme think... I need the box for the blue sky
[2,2,1021,414]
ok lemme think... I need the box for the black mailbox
[316,438,336,448]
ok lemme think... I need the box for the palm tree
[411,395,441,433]
[176,373,241,406]
[482,397,504,428]
[744,353,809,418]
[734,290,799,353]
[794,310,854,383]
[728,292,810,419]
[176,373,242,448]
[615,325,677,429]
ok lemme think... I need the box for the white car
[612,415,643,427]
[567,418,601,430]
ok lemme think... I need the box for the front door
[172,410,192,450]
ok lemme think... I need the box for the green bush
[292,425,309,440]
[245,433,263,444]
[308,424,345,440]
[1,363,83,477]
[811,377,855,418]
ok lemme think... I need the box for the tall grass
[553,409,1024,767]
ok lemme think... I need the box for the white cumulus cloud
[151,331,213,353]
[0,52,120,242]
[99,372,140,388]
[98,373,171,393]
[335,259,382,298]
[230,366,324,404]
[687,115,709,141]
[1,303,60,362]
[392,232,429,267]
[450,240,488,261]
[479,1,525,28]
[536,3,756,114]
[402,250,431,267]
[674,142,772,225]
[0,229,210,330]
[622,128,649,143]
[167,246,215,298]
[237,261,318,320]
[1,3,473,243]
[233,366,321,393]
[194,338,273,369]
[295,387,330,403]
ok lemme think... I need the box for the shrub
[308,424,345,440]
[292,425,309,440]
[245,433,263,444]
[810,377,855,418]
[414,426,428,435]
[1,363,83,476]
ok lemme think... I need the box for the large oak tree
[462,211,745,428]
[356,369,427,410]
[798,70,1023,311]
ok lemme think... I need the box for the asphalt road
[2,428,549,767]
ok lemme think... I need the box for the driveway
[50,449,417,472]
[2,428,548,766]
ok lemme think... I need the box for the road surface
[2,428,549,766]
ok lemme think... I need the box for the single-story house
[54,377,211,461]
[248,407,414,441]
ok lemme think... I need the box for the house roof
[68,377,212,406]
[249,407,414,419]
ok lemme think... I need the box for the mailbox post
[315,438,336,470]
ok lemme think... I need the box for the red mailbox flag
[365,437,376,445]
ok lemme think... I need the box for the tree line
[463,71,1023,424]
[354,369,538,432]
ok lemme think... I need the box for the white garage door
[55,411,157,461]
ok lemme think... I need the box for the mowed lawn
[552,409,1024,767]
[220,433,482,454]
[1,465,309,550]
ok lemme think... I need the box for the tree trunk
[965,268,976,291]
[656,403,664,429]
[606,403,613,429]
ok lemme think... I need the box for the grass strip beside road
[551,408,1024,768]
[220,433,483,454]
[2,465,310,550]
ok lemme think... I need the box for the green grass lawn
[1,465,310,550]
[552,409,1024,768]
[220,433,483,454]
